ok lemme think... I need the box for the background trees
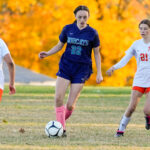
[0,0,150,86]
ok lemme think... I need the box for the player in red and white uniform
[106,19,150,137]
[0,38,15,101]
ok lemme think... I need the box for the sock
[55,105,66,130]
[145,116,150,124]
[118,115,131,132]
[65,107,73,120]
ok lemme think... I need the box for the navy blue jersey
[59,23,100,64]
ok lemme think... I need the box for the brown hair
[139,19,150,28]
[74,5,90,16]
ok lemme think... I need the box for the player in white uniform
[106,19,150,137]
[0,38,15,101]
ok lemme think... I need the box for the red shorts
[0,88,3,102]
[132,86,150,94]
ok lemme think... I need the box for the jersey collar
[74,23,89,32]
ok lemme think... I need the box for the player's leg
[65,62,91,120]
[55,76,70,131]
[125,90,143,117]
[0,88,3,102]
[65,83,84,120]
[115,89,143,137]
[144,88,150,130]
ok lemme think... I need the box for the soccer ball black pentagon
[45,120,63,137]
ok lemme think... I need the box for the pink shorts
[0,88,3,102]
[132,86,150,94]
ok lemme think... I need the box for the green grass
[0,85,150,150]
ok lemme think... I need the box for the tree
[0,0,150,86]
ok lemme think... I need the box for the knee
[143,108,150,116]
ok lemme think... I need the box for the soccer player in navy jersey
[39,5,103,136]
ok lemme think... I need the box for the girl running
[39,5,103,136]
[106,19,150,137]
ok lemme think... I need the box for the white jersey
[0,39,10,90]
[113,39,150,87]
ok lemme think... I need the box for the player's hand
[9,84,16,95]
[96,74,103,84]
[106,67,115,76]
[39,51,48,59]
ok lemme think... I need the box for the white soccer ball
[45,120,63,137]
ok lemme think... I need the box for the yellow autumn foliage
[0,0,150,86]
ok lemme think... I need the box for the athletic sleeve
[59,26,67,43]
[92,31,100,48]
[0,39,10,57]
[113,43,135,70]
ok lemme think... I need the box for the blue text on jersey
[67,37,89,46]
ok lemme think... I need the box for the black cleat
[114,130,124,138]
[62,130,67,137]
[145,116,150,130]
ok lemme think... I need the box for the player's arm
[39,41,65,59]
[93,46,103,84]
[3,54,16,95]
[106,53,133,76]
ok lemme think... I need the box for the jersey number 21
[140,53,148,61]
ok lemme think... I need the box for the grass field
[0,85,150,150]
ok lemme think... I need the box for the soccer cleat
[62,130,67,137]
[114,130,124,137]
[145,116,150,130]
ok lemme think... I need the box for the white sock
[118,115,130,132]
